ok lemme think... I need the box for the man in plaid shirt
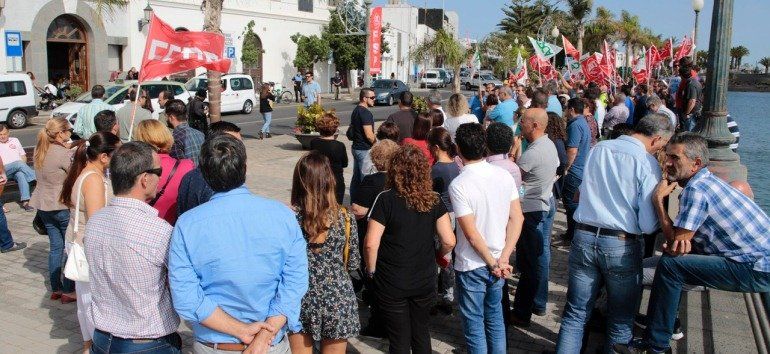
[167,99,205,166]
[616,133,770,354]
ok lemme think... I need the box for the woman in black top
[546,111,568,199]
[310,113,347,203]
[259,83,275,139]
[364,145,456,354]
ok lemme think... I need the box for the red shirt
[402,138,435,165]
[153,153,195,225]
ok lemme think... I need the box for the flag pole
[127,81,142,142]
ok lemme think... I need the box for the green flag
[528,36,562,59]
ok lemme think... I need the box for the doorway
[46,15,88,90]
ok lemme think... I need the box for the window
[171,85,185,96]
[230,77,242,90]
[240,78,253,90]
[299,0,313,13]
[0,81,27,98]
[144,85,166,99]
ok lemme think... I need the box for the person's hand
[0,174,7,185]
[242,328,275,354]
[236,322,276,344]
[663,239,691,256]
[654,179,677,203]
[497,258,514,278]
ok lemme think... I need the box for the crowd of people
[0,53,767,354]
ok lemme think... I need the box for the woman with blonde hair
[29,117,75,302]
[289,151,360,354]
[443,93,478,140]
[364,145,456,353]
[60,131,120,354]
[133,119,194,224]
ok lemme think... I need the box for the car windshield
[481,75,496,80]
[75,85,123,103]
[426,73,438,78]
[372,80,394,89]
[185,78,206,91]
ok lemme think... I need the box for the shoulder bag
[341,206,351,271]
[148,159,181,207]
[63,171,99,282]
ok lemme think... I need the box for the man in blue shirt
[621,84,635,124]
[301,72,322,107]
[544,81,563,117]
[556,113,673,353]
[169,134,308,353]
[561,98,591,240]
[616,133,770,354]
[486,86,517,127]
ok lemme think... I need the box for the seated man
[0,124,36,211]
[616,133,770,354]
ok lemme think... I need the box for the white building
[379,0,458,83]
[1,0,336,90]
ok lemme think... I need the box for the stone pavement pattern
[0,133,757,353]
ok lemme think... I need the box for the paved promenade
[0,133,759,353]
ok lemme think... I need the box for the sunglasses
[144,167,163,177]
[366,96,376,99]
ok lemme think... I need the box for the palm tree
[618,10,641,71]
[565,0,593,53]
[411,29,468,93]
[760,57,770,74]
[734,45,750,70]
[583,6,617,53]
[729,46,740,69]
[696,50,708,69]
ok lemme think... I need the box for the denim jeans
[91,329,182,354]
[350,149,369,200]
[644,255,770,350]
[561,173,581,240]
[513,199,556,320]
[261,112,272,133]
[456,266,506,354]
[556,229,644,354]
[38,209,73,293]
[5,160,36,201]
[0,210,15,250]
[681,113,697,132]
[377,291,434,354]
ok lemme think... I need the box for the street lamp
[137,3,153,32]
[692,0,704,61]
[694,0,746,182]
[551,26,559,39]
[362,0,373,87]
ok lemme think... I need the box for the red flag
[368,7,383,75]
[600,40,615,80]
[648,45,661,69]
[580,54,605,83]
[562,35,580,61]
[674,36,693,63]
[660,38,673,60]
[528,55,557,81]
[139,14,230,82]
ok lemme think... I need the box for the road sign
[226,46,236,59]
[5,31,22,57]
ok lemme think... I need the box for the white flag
[528,36,562,59]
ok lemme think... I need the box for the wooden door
[68,44,88,90]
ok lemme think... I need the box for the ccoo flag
[528,36,562,59]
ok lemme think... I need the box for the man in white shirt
[450,122,524,354]
[646,95,677,130]
[0,124,35,210]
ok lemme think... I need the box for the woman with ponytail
[59,131,120,354]
[30,117,75,302]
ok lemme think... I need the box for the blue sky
[373,0,770,66]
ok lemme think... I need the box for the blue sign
[5,31,22,57]
[226,46,236,59]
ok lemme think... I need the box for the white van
[185,73,257,114]
[0,73,38,128]
[420,69,444,89]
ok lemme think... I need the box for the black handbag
[33,211,47,235]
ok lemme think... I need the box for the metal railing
[744,292,770,354]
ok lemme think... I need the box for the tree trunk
[765,66,768,74]
[203,0,224,123]
[577,24,585,54]
[452,62,462,93]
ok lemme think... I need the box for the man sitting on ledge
[615,133,770,354]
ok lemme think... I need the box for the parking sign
[5,31,22,57]
[226,46,236,59]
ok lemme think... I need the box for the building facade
[1,0,335,91]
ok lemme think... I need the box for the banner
[600,40,615,82]
[528,36,562,59]
[139,14,230,81]
[562,35,580,61]
[674,36,693,63]
[513,53,528,85]
[661,38,673,61]
[580,53,605,83]
[529,55,556,80]
[632,49,648,84]
[368,7,383,75]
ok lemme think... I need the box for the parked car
[185,73,257,114]
[420,69,444,89]
[52,80,191,127]
[372,79,409,106]
[462,73,503,90]
[0,73,39,128]
[437,68,451,85]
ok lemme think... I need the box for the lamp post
[362,0,373,88]
[694,0,746,182]
[551,26,559,67]
[692,0,704,61]
[137,3,153,32]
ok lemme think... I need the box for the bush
[294,103,327,134]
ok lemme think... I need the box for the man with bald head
[486,86,518,127]
[509,108,560,326]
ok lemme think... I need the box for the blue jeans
[456,266,506,354]
[91,329,182,354]
[681,113,697,132]
[561,173,581,240]
[261,112,272,133]
[0,210,15,250]
[350,149,369,200]
[5,160,36,201]
[513,199,556,319]
[38,210,74,293]
[556,229,644,354]
[643,254,770,350]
